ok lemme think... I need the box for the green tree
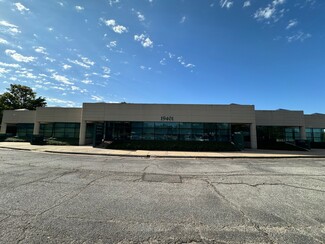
[0,84,46,122]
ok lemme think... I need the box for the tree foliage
[0,84,46,122]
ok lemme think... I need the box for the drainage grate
[142,173,182,183]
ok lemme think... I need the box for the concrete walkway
[1,142,325,158]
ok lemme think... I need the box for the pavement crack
[49,170,78,182]
[16,222,30,244]
[210,181,325,193]
[12,175,54,189]
[142,164,150,172]
[309,177,325,183]
[150,162,178,174]
[0,215,10,223]
[202,179,275,244]
[186,196,208,243]
[37,175,108,216]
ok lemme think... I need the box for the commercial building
[1,103,325,149]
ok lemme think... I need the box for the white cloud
[67,58,90,68]
[47,97,77,107]
[177,56,195,69]
[71,85,80,91]
[81,79,93,84]
[8,27,21,34]
[108,0,120,6]
[0,20,17,28]
[45,57,56,62]
[62,64,71,70]
[112,25,127,34]
[137,11,145,22]
[107,41,117,48]
[0,67,9,74]
[243,1,251,8]
[80,56,95,66]
[103,19,115,26]
[180,16,187,24]
[91,95,104,102]
[75,5,84,12]
[0,20,21,35]
[273,0,285,5]
[254,0,286,22]
[140,65,152,71]
[0,38,9,45]
[101,18,128,34]
[50,86,65,91]
[160,58,166,65]
[34,46,48,55]
[220,0,233,9]
[103,66,111,74]
[185,64,195,68]
[17,71,37,79]
[168,52,175,59]
[254,6,276,20]
[0,61,20,68]
[52,73,73,85]
[14,2,29,13]
[286,19,298,29]
[5,49,36,63]
[134,34,153,48]
[287,32,311,43]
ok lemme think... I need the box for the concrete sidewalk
[1,142,325,158]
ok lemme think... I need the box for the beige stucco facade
[2,103,325,149]
[82,103,255,123]
[79,103,257,148]
[304,114,325,128]
[1,110,36,134]
[255,110,305,126]
[255,110,306,139]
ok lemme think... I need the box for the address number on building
[161,116,174,121]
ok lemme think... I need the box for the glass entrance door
[105,122,131,141]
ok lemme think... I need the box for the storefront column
[0,123,7,134]
[33,122,40,135]
[250,123,257,149]
[79,120,86,145]
[300,126,306,140]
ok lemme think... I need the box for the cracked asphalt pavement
[0,149,324,243]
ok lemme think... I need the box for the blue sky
[0,0,324,113]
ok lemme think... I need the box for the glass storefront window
[306,128,325,143]
[143,122,154,128]
[191,123,203,129]
[16,123,34,138]
[132,122,143,128]
[218,123,229,130]
[179,122,191,128]
[257,126,300,142]
[143,134,154,140]
[40,123,80,139]
[143,127,154,133]
[105,121,233,142]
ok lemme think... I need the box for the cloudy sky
[0,0,324,113]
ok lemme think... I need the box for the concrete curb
[44,150,149,158]
[41,149,325,159]
[2,145,325,159]
[0,146,33,152]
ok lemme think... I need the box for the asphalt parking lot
[0,149,324,243]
